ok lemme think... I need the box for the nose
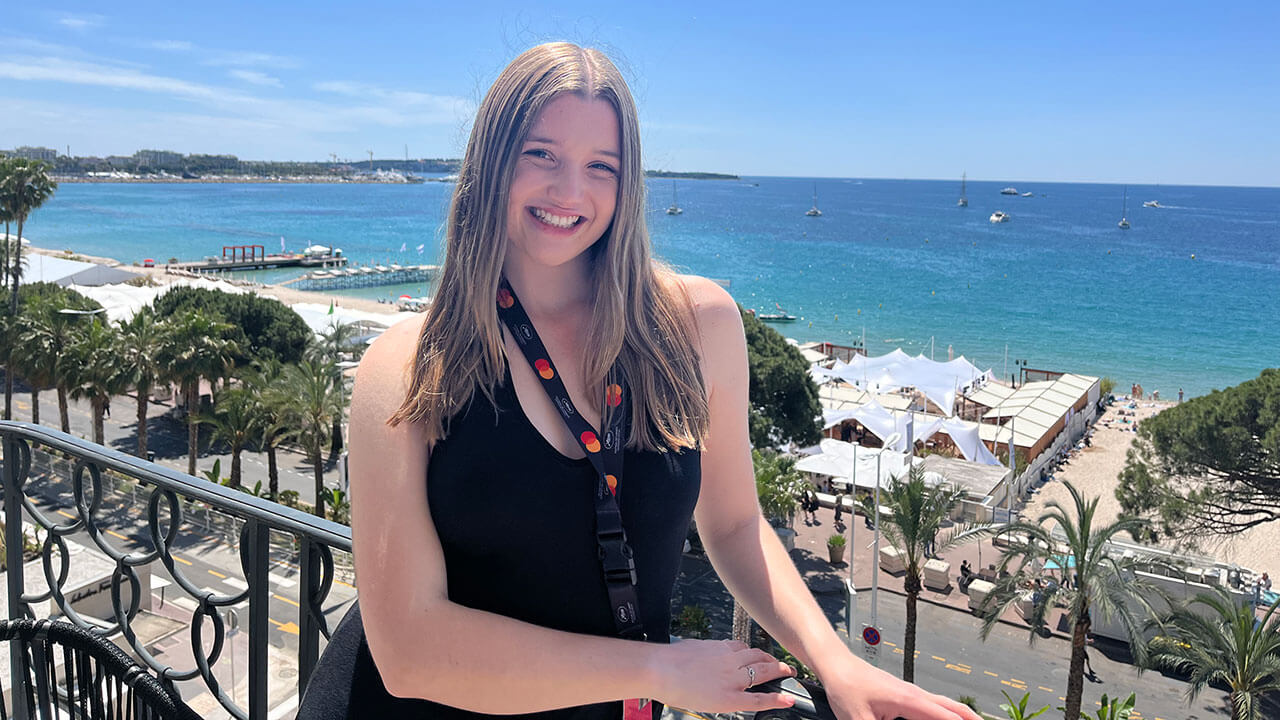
[547,163,586,207]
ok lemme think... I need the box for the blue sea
[22,178,1280,398]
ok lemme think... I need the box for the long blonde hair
[390,42,708,452]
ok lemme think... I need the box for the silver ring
[746,665,756,688]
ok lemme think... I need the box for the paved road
[675,552,1239,720]
[6,385,343,501]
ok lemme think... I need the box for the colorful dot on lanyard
[605,474,618,494]
[497,288,514,308]
[534,358,554,380]
[581,431,601,453]
[606,384,623,407]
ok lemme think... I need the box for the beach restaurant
[804,347,1099,520]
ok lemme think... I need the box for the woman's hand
[822,657,983,720]
[651,639,797,714]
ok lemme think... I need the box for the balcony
[1,420,352,719]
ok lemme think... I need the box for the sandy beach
[1022,399,1280,575]
[25,244,403,316]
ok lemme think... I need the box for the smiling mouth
[530,207,583,229]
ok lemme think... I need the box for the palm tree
[1144,589,1280,720]
[65,317,127,446]
[9,313,55,425]
[246,358,288,501]
[1,159,57,419]
[118,307,167,459]
[856,464,987,682]
[156,309,239,476]
[276,359,344,519]
[198,383,261,489]
[16,296,88,434]
[308,320,363,458]
[978,481,1163,720]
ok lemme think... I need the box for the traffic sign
[862,625,881,646]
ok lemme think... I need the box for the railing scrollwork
[1,421,354,719]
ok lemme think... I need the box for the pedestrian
[833,492,845,531]
[807,490,821,525]
[1152,389,1159,402]
[1178,387,1184,403]
[105,400,111,419]
[300,45,977,720]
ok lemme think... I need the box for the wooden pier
[168,244,348,272]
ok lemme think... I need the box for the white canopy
[823,399,1003,466]
[795,440,918,490]
[289,302,419,335]
[811,349,992,417]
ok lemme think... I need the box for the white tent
[795,439,917,490]
[289,302,419,335]
[811,349,992,417]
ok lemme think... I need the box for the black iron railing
[0,421,353,719]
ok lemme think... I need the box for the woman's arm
[349,315,793,714]
[682,276,981,720]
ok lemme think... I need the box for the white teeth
[532,208,580,228]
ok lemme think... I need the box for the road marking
[170,596,198,611]
[269,619,300,635]
[106,529,130,541]
[931,655,945,662]
[56,509,75,519]
[274,594,300,607]
[222,577,249,591]
[268,572,297,589]
[984,671,998,678]
[944,663,970,674]
[173,555,193,566]
[1001,680,1027,690]
[1038,686,1054,693]
[883,641,897,647]
[892,648,903,654]
[1009,678,1024,684]
[208,569,227,579]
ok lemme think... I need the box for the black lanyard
[496,279,646,642]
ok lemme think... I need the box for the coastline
[52,176,443,185]
[1023,400,1279,574]
[25,244,404,316]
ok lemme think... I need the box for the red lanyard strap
[496,280,646,641]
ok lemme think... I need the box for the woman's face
[505,93,621,272]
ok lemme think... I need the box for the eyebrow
[525,135,620,160]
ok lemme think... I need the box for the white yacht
[1000,187,1019,195]
[665,181,682,215]
[805,183,822,216]
[1021,191,1033,197]
[1118,187,1131,229]
[989,211,1010,223]
[957,172,968,207]
[1143,200,1161,208]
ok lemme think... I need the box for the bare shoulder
[668,273,743,344]
[354,313,429,414]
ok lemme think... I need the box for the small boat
[665,181,682,215]
[957,172,968,207]
[1143,200,1161,208]
[1021,191,1033,197]
[759,303,798,322]
[805,183,822,216]
[1000,187,1019,195]
[1118,186,1131,230]
[989,211,1010,223]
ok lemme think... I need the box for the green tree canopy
[153,286,310,366]
[740,307,822,449]
[1117,368,1280,541]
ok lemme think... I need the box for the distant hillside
[645,170,739,180]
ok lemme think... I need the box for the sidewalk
[790,503,1074,641]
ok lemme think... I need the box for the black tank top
[297,364,702,720]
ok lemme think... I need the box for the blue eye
[524,148,551,159]
[592,162,618,175]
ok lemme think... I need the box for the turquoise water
[23,178,1280,397]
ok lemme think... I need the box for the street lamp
[868,431,901,664]
[844,440,860,645]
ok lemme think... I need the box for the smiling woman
[296,41,980,720]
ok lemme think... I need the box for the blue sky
[2,2,1277,186]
